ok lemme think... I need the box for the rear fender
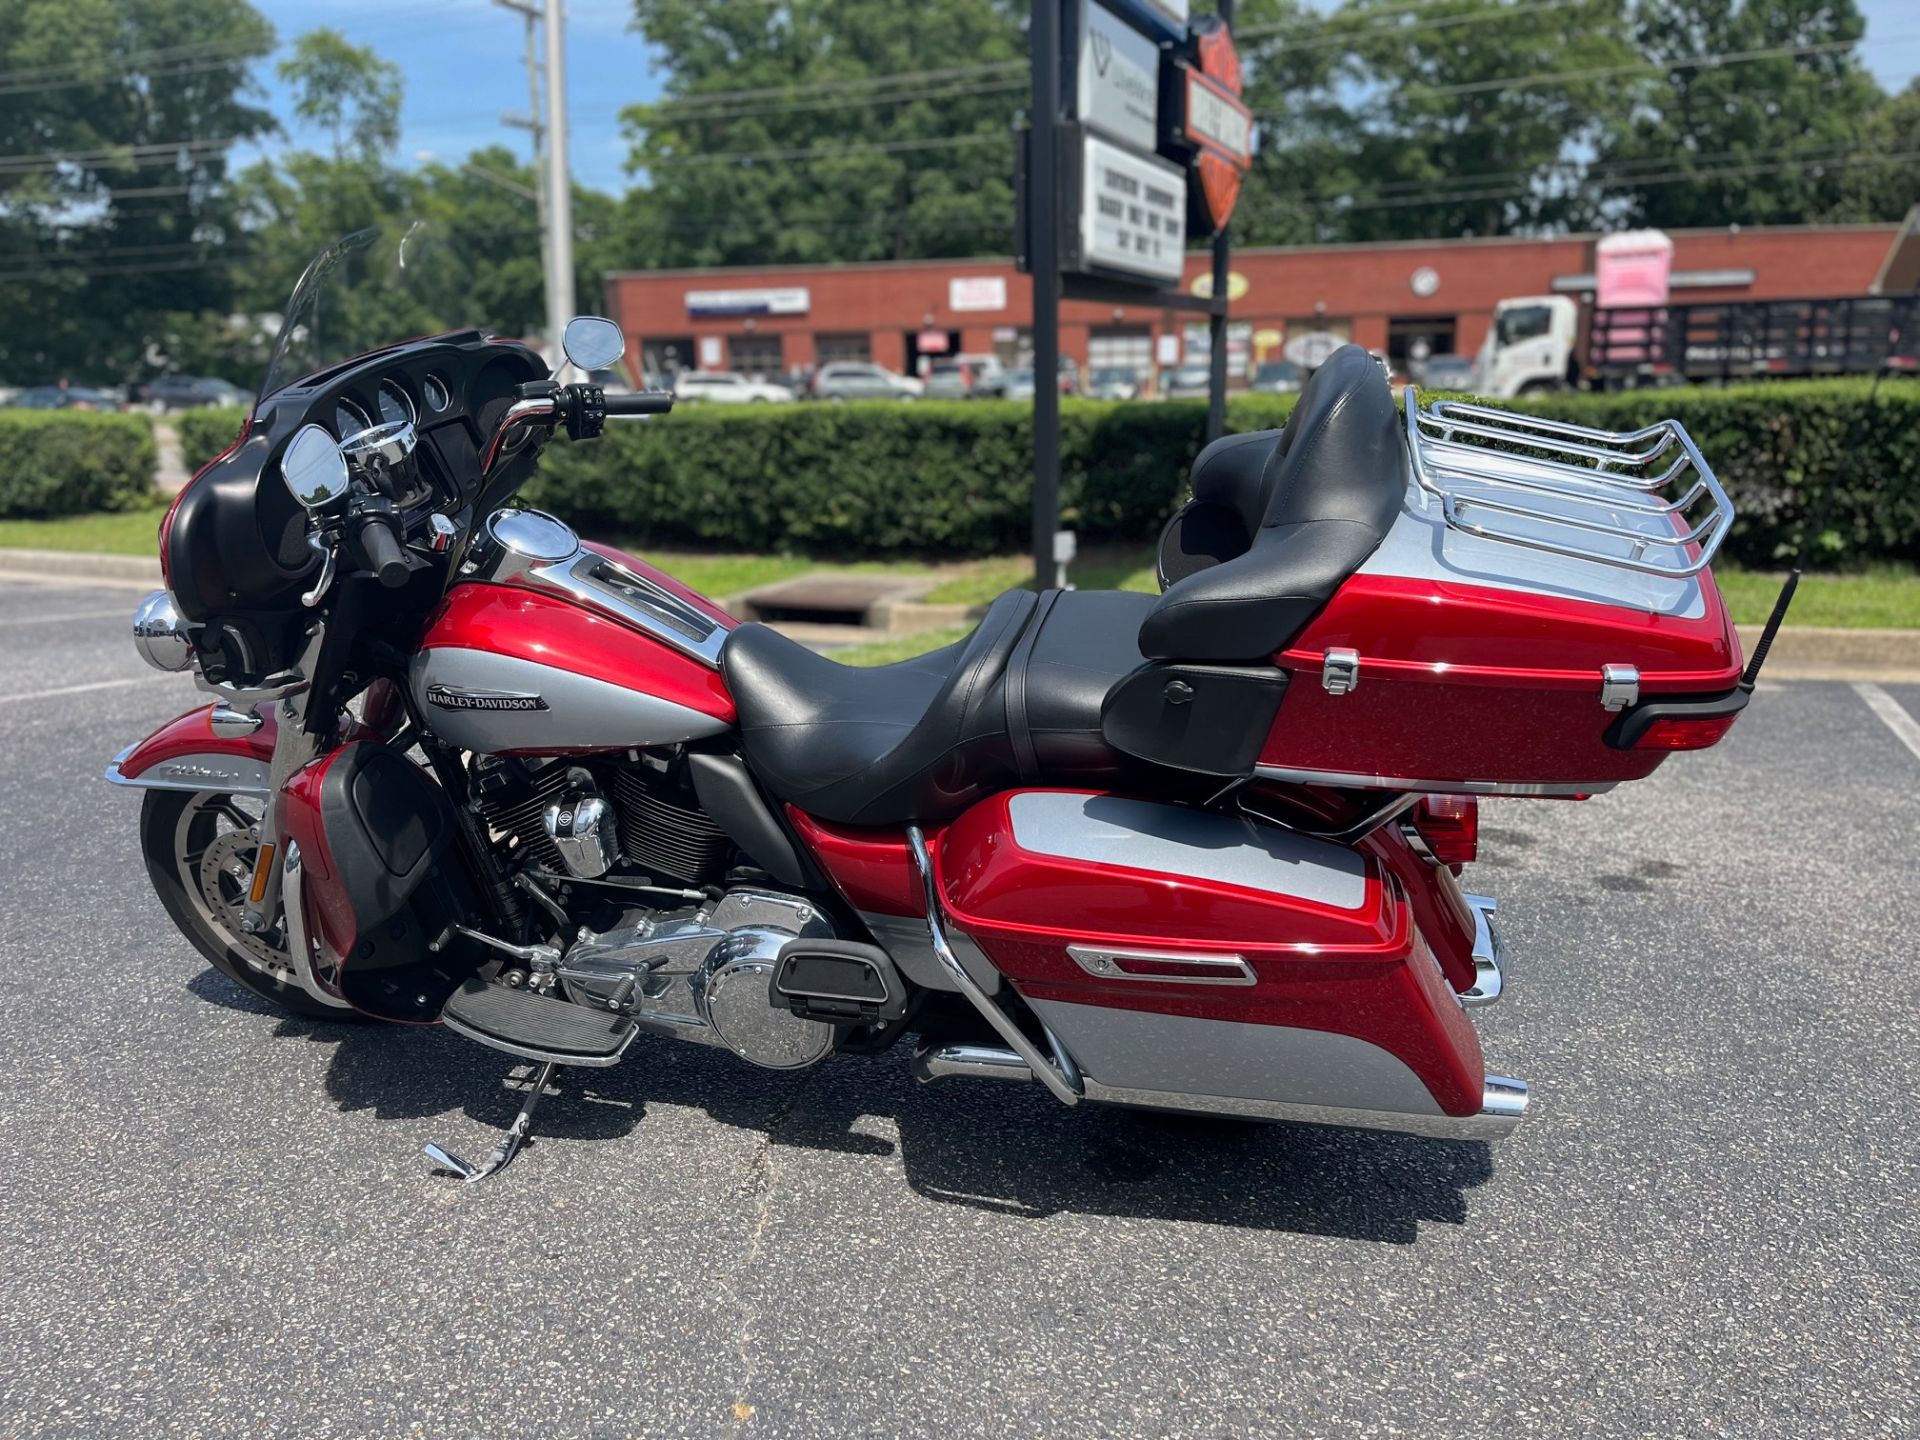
[106,702,279,795]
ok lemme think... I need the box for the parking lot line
[0,609,134,627]
[1853,682,1920,766]
[0,676,171,705]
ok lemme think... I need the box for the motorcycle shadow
[206,970,1495,1244]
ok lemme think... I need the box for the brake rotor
[195,828,296,984]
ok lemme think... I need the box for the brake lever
[300,531,337,608]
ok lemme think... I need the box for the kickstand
[424,1060,559,1184]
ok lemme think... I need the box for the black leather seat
[1143,344,1407,662]
[722,588,1155,826]
[723,345,1407,825]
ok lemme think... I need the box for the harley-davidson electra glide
[111,225,1787,1181]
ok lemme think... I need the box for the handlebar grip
[603,390,674,417]
[358,514,410,589]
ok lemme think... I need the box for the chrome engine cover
[559,889,837,1069]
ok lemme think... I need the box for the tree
[0,0,276,382]
[277,27,402,164]
[1238,0,1638,245]
[616,0,1025,267]
[1591,0,1885,229]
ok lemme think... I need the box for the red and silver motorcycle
[111,226,1782,1181]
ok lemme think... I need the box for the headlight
[132,590,193,673]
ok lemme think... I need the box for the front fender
[105,702,278,795]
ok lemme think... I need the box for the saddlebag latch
[1321,648,1361,696]
[1600,664,1641,712]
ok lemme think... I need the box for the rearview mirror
[280,423,350,510]
[562,316,626,373]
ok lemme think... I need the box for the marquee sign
[1067,129,1187,285]
[1076,0,1160,152]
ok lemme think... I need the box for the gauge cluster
[254,329,547,524]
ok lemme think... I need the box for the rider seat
[720,345,1407,826]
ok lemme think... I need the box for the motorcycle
[110,225,1787,1182]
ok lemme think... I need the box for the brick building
[603,223,1906,386]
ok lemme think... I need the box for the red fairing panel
[420,582,736,726]
[280,749,355,971]
[786,807,924,917]
[1262,573,1746,787]
[116,700,278,778]
[936,791,1488,1117]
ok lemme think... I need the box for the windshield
[258,223,481,402]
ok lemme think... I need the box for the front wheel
[139,789,358,1020]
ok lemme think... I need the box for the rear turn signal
[1629,712,1742,751]
[1410,794,1478,869]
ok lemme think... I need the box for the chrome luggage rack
[1403,385,1734,578]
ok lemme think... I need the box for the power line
[644,131,1006,169]
[654,60,1023,112]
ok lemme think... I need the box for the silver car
[810,362,923,401]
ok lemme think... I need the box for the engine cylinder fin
[612,766,731,885]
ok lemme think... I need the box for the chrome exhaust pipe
[911,1042,1033,1085]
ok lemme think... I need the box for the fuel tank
[411,510,736,755]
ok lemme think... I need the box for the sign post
[1021,0,1251,587]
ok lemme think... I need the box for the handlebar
[355,512,411,589]
[604,390,674,417]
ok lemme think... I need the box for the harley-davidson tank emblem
[425,684,550,712]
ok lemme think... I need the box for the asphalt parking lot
[1,575,1915,1440]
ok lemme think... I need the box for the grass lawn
[0,507,165,555]
[1714,566,1920,629]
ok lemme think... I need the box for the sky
[247,0,1920,199]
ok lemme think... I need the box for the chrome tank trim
[469,509,726,669]
[410,648,729,754]
[1254,763,1616,798]
[904,825,1080,1106]
[281,843,351,1011]
[1460,893,1504,1007]
[1080,1075,1529,1140]
[1026,998,1448,1115]
[1005,792,1368,911]
[104,745,272,797]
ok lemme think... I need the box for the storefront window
[728,334,784,378]
[815,332,871,364]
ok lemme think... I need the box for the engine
[563,889,841,1070]
[471,751,732,887]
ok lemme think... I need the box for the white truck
[1472,291,1919,397]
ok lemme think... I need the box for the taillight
[1410,794,1478,868]
[1630,712,1741,751]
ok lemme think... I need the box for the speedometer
[378,379,415,427]
[333,397,370,438]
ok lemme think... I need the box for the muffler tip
[1480,1075,1530,1132]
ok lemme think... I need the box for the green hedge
[177,406,250,475]
[0,411,156,519]
[526,381,1920,567]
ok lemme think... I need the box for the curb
[0,547,162,587]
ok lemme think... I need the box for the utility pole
[1028,1,1062,592]
[543,0,577,370]
[494,0,573,368]
[1205,0,1235,445]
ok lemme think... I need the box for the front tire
[139,789,357,1020]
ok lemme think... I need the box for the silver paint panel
[1253,763,1616,798]
[1080,1075,1529,1140]
[1026,999,1446,1115]
[411,647,728,754]
[1006,792,1368,912]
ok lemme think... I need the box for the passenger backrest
[1141,345,1407,663]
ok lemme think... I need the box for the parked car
[1086,367,1143,401]
[672,371,795,405]
[1250,360,1304,395]
[1159,362,1214,399]
[1004,358,1080,401]
[1416,353,1478,391]
[924,353,1008,400]
[7,384,120,410]
[136,376,251,412]
[811,361,923,401]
